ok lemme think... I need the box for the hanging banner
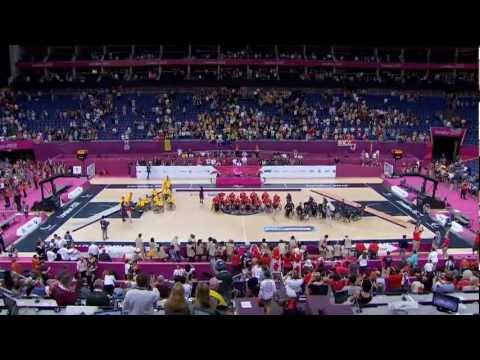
[0,140,34,151]
[164,138,172,152]
[430,127,466,138]
[16,59,477,71]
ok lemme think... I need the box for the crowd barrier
[260,165,336,179]
[136,165,217,180]
[15,217,42,237]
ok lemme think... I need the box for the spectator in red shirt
[31,255,41,273]
[368,241,379,259]
[283,252,293,275]
[10,259,23,275]
[48,273,79,307]
[231,250,242,275]
[387,268,403,291]
[355,242,366,257]
[455,270,474,291]
[327,272,346,292]
[412,225,423,252]
[459,258,470,272]
[334,262,349,277]
[261,252,271,268]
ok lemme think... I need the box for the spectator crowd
[1,227,478,315]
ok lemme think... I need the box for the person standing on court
[199,186,204,204]
[146,162,151,180]
[100,216,110,241]
[120,196,127,222]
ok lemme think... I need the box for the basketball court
[24,176,436,248]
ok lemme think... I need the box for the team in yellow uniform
[131,177,176,214]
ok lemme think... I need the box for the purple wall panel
[33,140,431,160]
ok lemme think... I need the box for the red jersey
[250,245,261,259]
[368,243,379,254]
[413,229,423,241]
[228,192,236,201]
[329,279,346,292]
[263,198,272,207]
[303,272,313,285]
[272,247,281,260]
[283,256,293,270]
[261,254,271,267]
[335,265,349,276]
[292,252,302,263]
[231,253,241,267]
[273,195,281,203]
[213,196,221,205]
[388,274,403,290]
[355,242,366,253]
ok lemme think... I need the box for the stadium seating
[8,91,478,143]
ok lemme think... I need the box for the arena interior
[0,44,478,316]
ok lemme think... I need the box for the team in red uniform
[211,191,282,213]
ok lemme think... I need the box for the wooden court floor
[50,177,434,245]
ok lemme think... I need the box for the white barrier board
[136,166,217,180]
[391,185,409,199]
[16,216,42,237]
[260,165,336,179]
[384,162,394,177]
[67,186,84,200]
[86,163,96,179]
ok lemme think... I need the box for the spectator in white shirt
[251,259,264,281]
[124,259,131,278]
[259,270,277,314]
[46,249,57,262]
[68,247,80,261]
[284,270,304,295]
[88,243,100,258]
[77,257,88,277]
[178,276,192,300]
[54,235,66,250]
[103,270,116,295]
[424,259,434,274]
[241,155,248,165]
[427,249,439,270]
[57,246,70,261]
[173,265,186,279]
